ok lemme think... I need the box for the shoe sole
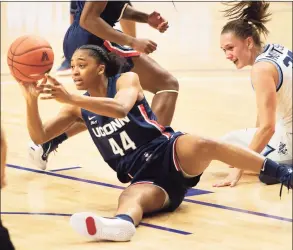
[70,212,135,242]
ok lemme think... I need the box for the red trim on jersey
[138,104,171,139]
[103,40,140,57]
[172,137,181,172]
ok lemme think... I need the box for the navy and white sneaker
[28,141,57,170]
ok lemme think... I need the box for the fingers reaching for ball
[38,75,73,104]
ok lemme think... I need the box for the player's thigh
[118,182,167,213]
[131,54,178,93]
[175,134,215,176]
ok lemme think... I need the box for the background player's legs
[59,122,87,138]
[175,134,292,187]
[131,54,179,126]
[29,122,87,169]
[115,183,167,226]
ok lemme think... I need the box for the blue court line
[0,212,191,235]
[7,164,207,195]
[49,166,82,172]
[7,164,292,223]
[7,164,125,190]
[184,199,292,222]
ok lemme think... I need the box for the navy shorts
[63,19,140,72]
[117,131,202,212]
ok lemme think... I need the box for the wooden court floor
[1,72,292,250]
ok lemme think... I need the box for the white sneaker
[70,212,136,242]
[28,141,49,170]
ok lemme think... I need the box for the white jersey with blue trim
[254,43,292,133]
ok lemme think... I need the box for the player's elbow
[259,124,275,137]
[79,10,93,30]
[79,12,99,32]
[115,108,128,119]
[79,16,89,30]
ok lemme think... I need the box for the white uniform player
[222,43,292,165]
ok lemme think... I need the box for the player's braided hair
[78,45,126,77]
[221,1,271,46]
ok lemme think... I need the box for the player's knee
[166,75,179,91]
[193,136,218,156]
[118,188,141,206]
[157,74,179,92]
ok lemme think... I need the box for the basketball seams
[10,65,36,81]
[7,57,53,67]
[11,46,52,56]
[10,36,30,82]
[7,35,54,82]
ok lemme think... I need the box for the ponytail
[221,1,272,46]
[78,45,126,77]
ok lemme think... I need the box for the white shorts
[221,124,292,165]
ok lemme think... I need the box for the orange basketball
[7,35,54,83]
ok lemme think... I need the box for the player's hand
[132,38,157,54]
[18,79,44,100]
[148,11,169,33]
[40,74,72,104]
[213,168,244,188]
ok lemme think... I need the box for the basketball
[7,35,54,83]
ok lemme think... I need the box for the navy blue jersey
[80,74,173,172]
[74,1,129,27]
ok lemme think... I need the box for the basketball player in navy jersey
[30,1,179,170]
[57,1,137,76]
[0,128,15,249]
[20,45,292,242]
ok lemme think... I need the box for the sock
[43,133,68,151]
[115,214,134,225]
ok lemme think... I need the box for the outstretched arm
[42,73,143,119]
[213,62,278,188]
[122,4,169,32]
[247,62,277,153]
